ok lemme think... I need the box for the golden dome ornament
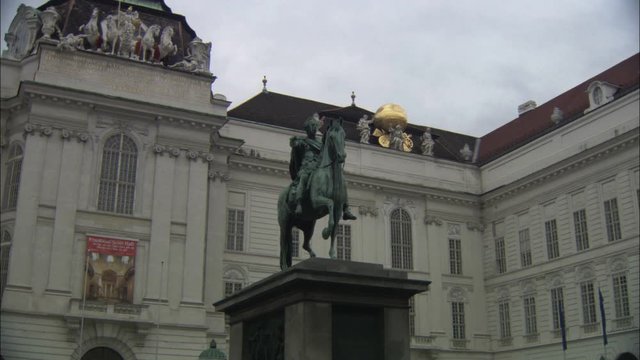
[371,104,413,152]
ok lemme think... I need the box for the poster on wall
[84,235,137,304]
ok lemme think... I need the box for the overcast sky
[1,0,638,136]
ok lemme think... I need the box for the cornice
[16,81,226,131]
[482,128,639,206]
[228,153,481,206]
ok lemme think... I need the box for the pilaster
[144,152,175,301]
[46,138,83,293]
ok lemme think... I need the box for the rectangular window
[523,295,538,335]
[495,237,506,274]
[580,282,597,324]
[336,224,351,261]
[291,228,300,258]
[573,209,589,251]
[452,302,465,339]
[498,301,511,338]
[226,209,245,251]
[604,198,622,241]
[545,219,560,259]
[551,287,564,330]
[519,229,532,267]
[449,238,462,275]
[224,281,242,297]
[612,273,630,318]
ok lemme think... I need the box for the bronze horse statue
[278,117,348,270]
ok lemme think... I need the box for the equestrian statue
[278,113,357,270]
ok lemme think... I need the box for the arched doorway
[81,347,123,360]
[616,353,639,360]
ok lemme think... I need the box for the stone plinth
[214,258,430,360]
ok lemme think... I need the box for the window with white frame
[498,300,511,339]
[545,219,559,260]
[551,287,565,330]
[495,237,506,274]
[571,191,589,251]
[97,133,137,214]
[2,143,23,210]
[1,230,11,305]
[603,198,622,242]
[519,229,532,267]
[523,295,538,335]
[493,221,506,274]
[224,281,242,297]
[390,208,412,269]
[448,223,462,275]
[223,268,245,297]
[612,273,630,318]
[336,224,351,261]
[580,281,597,324]
[226,209,245,251]
[452,302,465,339]
[291,228,300,258]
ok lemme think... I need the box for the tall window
[97,133,137,214]
[1,231,11,305]
[226,209,245,251]
[580,281,597,324]
[291,228,300,258]
[495,237,506,274]
[551,287,565,330]
[2,144,23,209]
[336,224,351,261]
[449,238,462,275]
[409,297,415,336]
[612,273,630,318]
[545,219,559,259]
[498,301,511,339]
[603,198,622,241]
[573,209,589,251]
[390,209,412,269]
[452,302,465,339]
[519,229,532,267]
[523,295,538,335]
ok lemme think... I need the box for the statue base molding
[214,258,430,360]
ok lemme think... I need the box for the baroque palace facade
[0,1,638,360]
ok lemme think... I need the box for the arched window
[1,230,12,305]
[97,133,137,214]
[2,143,23,209]
[390,208,413,269]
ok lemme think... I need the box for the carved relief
[209,170,230,182]
[608,256,627,273]
[448,286,466,302]
[448,223,461,236]
[358,205,379,217]
[466,222,485,232]
[383,196,415,218]
[424,215,443,226]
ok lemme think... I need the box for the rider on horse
[289,114,357,220]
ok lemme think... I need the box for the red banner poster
[84,235,137,304]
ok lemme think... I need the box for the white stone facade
[1,8,638,360]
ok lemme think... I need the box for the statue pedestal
[214,258,430,360]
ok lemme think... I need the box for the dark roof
[477,53,640,164]
[228,91,477,162]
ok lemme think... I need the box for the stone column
[46,138,83,293]
[181,156,208,305]
[7,130,47,291]
[144,151,175,301]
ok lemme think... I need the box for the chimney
[518,100,537,115]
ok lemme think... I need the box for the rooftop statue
[278,114,357,270]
